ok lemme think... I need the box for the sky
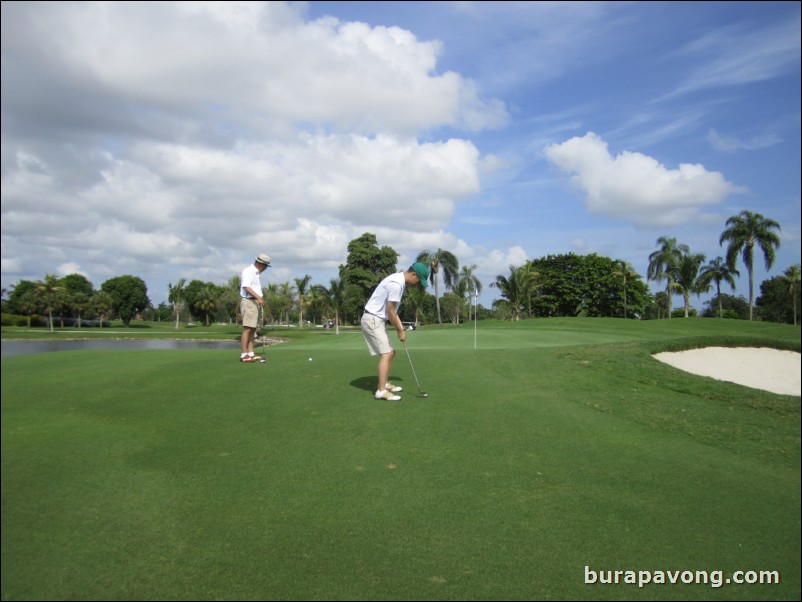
[2,1,800,313]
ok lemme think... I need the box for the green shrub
[1,313,35,327]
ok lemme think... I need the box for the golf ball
[308,357,313,362]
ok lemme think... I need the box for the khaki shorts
[361,313,393,356]
[241,298,262,328]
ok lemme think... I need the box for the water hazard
[1,339,241,357]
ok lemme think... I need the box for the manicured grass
[2,318,799,600]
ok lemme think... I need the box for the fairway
[2,318,800,600]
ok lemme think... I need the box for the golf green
[2,318,799,600]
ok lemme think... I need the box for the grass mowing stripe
[2,319,799,600]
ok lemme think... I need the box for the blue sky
[2,1,799,313]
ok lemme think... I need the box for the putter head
[419,392,428,398]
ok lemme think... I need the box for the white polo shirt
[364,272,405,320]
[240,264,263,299]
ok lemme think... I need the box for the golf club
[402,340,428,398]
[258,306,266,363]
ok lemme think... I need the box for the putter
[402,341,428,398]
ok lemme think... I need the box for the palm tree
[306,285,326,327]
[457,264,482,321]
[168,278,187,329]
[518,262,541,318]
[16,289,39,327]
[223,276,241,324]
[313,278,351,334]
[194,285,218,326]
[263,283,279,325]
[647,237,689,319]
[490,265,529,321]
[70,291,91,328]
[90,290,113,327]
[698,257,739,318]
[278,282,294,326]
[611,260,639,319]
[719,210,781,321]
[295,275,312,328]
[54,292,70,328]
[34,274,65,333]
[668,251,707,317]
[654,291,670,319]
[403,284,428,327]
[416,248,459,326]
[781,264,801,326]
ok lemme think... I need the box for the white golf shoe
[375,389,401,401]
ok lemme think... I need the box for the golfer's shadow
[349,375,405,392]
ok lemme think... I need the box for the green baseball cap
[411,262,429,288]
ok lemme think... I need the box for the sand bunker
[653,347,801,397]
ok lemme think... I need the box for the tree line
[2,211,800,329]
[491,210,798,323]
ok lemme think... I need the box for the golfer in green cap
[361,262,429,401]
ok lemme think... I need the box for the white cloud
[10,1,506,137]
[482,245,530,275]
[543,132,746,227]
[1,1,506,298]
[1,1,798,311]
[707,128,782,153]
[668,16,801,97]
[56,263,89,280]
[2,131,484,286]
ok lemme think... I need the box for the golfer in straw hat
[361,262,429,400]
[240,253,271,363]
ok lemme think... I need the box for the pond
[1,339,241,357]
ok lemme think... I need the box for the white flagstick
[473,284,478,350]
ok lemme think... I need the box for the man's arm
[243,286,264,306]
[385,300,406,342]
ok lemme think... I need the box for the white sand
[653,347,801,397]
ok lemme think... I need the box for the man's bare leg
[377,350,395,392]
